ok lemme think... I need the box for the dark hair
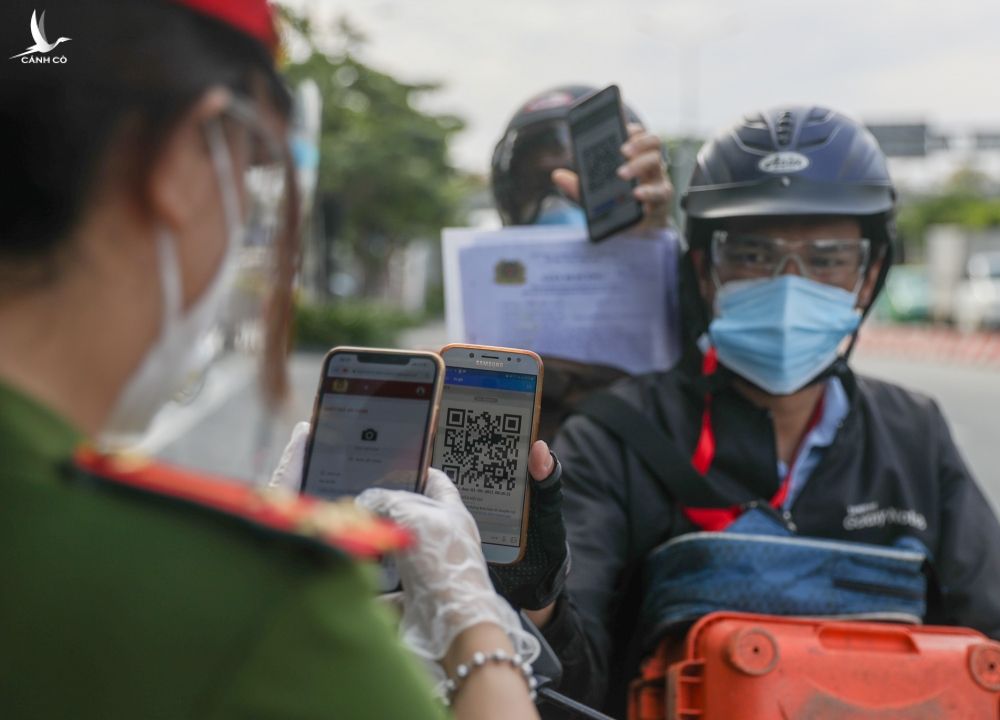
[0,0,287,288]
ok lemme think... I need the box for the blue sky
[288,0,1000,172]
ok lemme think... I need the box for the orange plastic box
[636,612,1000,719]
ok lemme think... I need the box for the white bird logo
[10,10,71,60]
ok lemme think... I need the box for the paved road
[145,351,323,484]
[852,353,1000,511]
[149,323,446,483]
[149,330,1000,512]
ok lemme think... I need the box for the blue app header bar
[445,366,537,393]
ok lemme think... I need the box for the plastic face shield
[222,95,292,252]
[173,95,297,407]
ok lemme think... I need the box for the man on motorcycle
[504,105,1000,717]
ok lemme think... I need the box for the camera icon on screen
[360,428,378,442]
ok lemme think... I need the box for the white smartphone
[432,344,543,565]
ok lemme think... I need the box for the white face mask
[100,119,245,448]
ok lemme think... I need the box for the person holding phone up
[490,84,672,232]
[488,85,684,444]
[0,2,539,718]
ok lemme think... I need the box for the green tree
[897,169,1000,259]
[281,11,466,299]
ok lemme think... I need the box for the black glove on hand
[489,452,569,610]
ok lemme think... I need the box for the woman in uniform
[0,1,538,717]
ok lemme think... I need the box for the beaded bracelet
[442,649,537,706]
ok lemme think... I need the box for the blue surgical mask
[534,195,586,227]
[708,275,862,395]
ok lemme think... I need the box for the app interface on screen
[433,366,536,547]
[575,99,635,234]
[303,354,436,500]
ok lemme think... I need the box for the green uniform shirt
[0,382,448,720]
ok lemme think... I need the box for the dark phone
[300,348,443,499]
[567,85,643,242]
[300,347,443,591]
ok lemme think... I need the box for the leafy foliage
[897,168,1000,256]
[292,299,421,350]
[280,11,466,298]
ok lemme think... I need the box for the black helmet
[684,106,895,223]
[491,85,642,226]
[680,105,897,341]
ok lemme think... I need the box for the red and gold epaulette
[72,447,412,559]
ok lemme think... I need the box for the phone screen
[302,352,439,499]
[433,366,537,549]
[570,86,642,241]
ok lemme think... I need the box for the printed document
[443,226,678,375]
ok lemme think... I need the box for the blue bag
[573,392,930,648]
[639,508,928,646]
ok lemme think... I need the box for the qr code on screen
[582,135,621,194]
[440,408,521,493]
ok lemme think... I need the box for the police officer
[503,106,1000,716]
[0,1,538,717]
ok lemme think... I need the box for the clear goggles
[711,230,871,290]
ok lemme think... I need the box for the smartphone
[432,344,543,565]
[567,84,643,242]
[301,347,444,590]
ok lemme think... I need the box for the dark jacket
[0,381,446,720]
[543,356,1000,717]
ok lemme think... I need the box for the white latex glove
[269,421,309,491]
[358,469,540,681]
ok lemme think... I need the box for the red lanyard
[682,349,825,531]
